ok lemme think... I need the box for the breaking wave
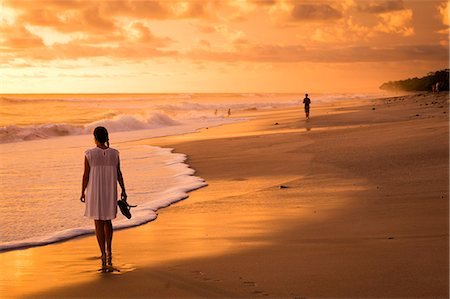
[0,112,180,144]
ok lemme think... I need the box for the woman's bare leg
[104,220,113,264]
[94,220,106,260]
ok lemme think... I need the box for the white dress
[84,147,119,220]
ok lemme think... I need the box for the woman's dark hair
[93,126,109,147]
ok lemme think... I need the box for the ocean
[0,92,390,251]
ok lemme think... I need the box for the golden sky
[0,0,448,93]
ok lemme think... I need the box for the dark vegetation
[380,69,449,92]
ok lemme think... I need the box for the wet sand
[0,92,448,298]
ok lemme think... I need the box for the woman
[80,126,127,269]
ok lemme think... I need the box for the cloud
[195,24,218,34]
[185,43,449,63]
[355,0,414,37]
[250,0,276,6]
[127,22,173,46]
[374,9,414,36]
[197,39,212,49]
[1,0,178,65]
[0,38,178,66]
[438,1,449,26]
[5,0,222,37]
[304,1,413,40]
[0,25,44,48]
[309,17,372,43]
[358,0,405,14]
[268,1,349,25]
[7,0,172,23]
[291,3,343,21]
[1,0,446,70]
[174,1,214,19]
[11,1,118,34]
[52,43,178,61]
[437,1,449,45]
[111,1,173,19]
[1,58,35,68]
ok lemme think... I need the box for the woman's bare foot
[107,254,112,267]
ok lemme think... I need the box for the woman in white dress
[80,126,127,268]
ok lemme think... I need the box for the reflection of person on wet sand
[80,126,127,272]
[303,93,311,120]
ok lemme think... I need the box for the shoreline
[0,92,448,298]
[0,92,359,252]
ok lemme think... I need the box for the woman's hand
[80,193,86,203]
[121,190,127,202]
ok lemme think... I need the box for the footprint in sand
[243,281,257,287]
[242,281,271,296]
[232,177,247,181]
[191,270,221,282]
[191,270,205,276]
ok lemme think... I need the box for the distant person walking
[303,93,311,119]
[80,126,127,271]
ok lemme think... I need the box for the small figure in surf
[80,126,127,272]
[303,93,311,119]
[227,108,231,117]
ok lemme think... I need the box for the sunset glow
[1,0,448,93]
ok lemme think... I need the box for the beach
[0,92,448,298]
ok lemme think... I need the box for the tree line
[379,69,449,92]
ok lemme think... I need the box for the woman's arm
[117,158,127,201]
[80,157,90,202]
